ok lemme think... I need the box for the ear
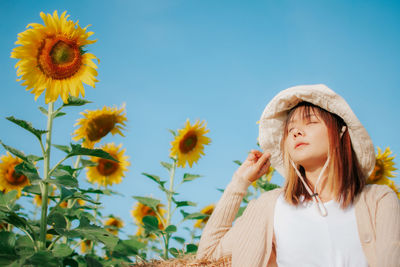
[340,126,347,138]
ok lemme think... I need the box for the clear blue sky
[1,0,399,241]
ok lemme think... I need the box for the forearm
[196,172,251,259]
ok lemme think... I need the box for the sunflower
[86,143,130,187]
[73,105,127,148]
[131,202,166,237]
[59,198,85,208]
[11,11,98,104]
[80,240,92,254]
[368,147,397,182]
[0,152,30,197]
[194,204,215,229]
[104,216,124,235]
[170,119,211,168]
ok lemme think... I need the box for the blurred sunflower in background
[80,240,92,254]
[131,202,166,237]
[11,10,98,103]
[86,143,130,187]
[59,198,85,208]
[367,147,399,198]
[170,119,211,168]
[73,105,127,148]
[194,204,215,229]
[0,152,30,197]
[104,216,124,235]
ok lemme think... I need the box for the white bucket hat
[258,84,375,180]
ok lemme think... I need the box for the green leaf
[26,155,43,162]
[0,141,28,162]
[182,173,202,183]
[38,106,48,115]
[52,243,73,257]
[112,238,146,257]
[165,225,177,234]
[53,111,66,118]
[233,160,242,166]
[132,196,160,213]
[52,144,71,154]
[80,159,97,167]
[15,235,35,258]
[49,175,78,188]
[24,251,59,267]
[0,191,18,207]
[173,199,197,208]
[141,173,166,187]
[169,247,179,258]
[14,161,41,182]
[22,185,41,194]
[0,231,16,256]
[62,96,92,107]
[160,161,172,171]
[53,165,76,176]
[59,187,74,202]
[67,144,118,161]
[142,216,160,232]
[186,244,198,254]
[180,211,208,221]
[84,255,102,267]
[6,116,47,140]
[168,129,176,136]
[172,236,185,244]
[47,212,67,229]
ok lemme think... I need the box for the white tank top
[273,193,368,267]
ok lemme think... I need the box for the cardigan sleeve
[375,187,400,267]
[196,172,253,260]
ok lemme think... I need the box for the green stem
[166,160,176,226]
[63,156,81,244]
[164,158,176,259]
[39,102,54,250]
[47,155,69,177]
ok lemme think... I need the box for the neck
[303,162,333,202]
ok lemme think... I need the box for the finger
[258,161,271,176]
[256,152,271,168]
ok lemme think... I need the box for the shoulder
[361,184,398,199]
[360,184,399,208]
[256,187,284,205]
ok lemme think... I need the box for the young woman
[196,84,400,267]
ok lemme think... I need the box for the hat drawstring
[290,157,330,217]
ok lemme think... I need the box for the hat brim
[258,84,375,179]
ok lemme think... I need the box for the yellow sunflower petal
[0,152,30,197]
[86,143,130,187]
[170,119,211,168]
[11,10,98,103]
[73,105,127,148]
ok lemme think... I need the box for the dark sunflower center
[51,41,75,64]
[96,158,119,176]
[86,114,117,142]
[179,131,198,153]
[37,36,82,80]
[5,165,28,186]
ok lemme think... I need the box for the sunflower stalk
[161,158,177,259]
[39,102,54,250]
[64,156,81,244]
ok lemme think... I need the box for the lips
[295,142,308,149]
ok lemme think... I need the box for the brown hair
[281,102,365,209]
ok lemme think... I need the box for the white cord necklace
[290,157,330,217]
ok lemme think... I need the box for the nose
[292,128,303,138]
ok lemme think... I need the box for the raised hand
[235,150,271,183]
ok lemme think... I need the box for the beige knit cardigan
[196,174,400,267]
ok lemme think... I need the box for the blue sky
[1,0,399,241]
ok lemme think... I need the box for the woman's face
[284,107,330,169]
